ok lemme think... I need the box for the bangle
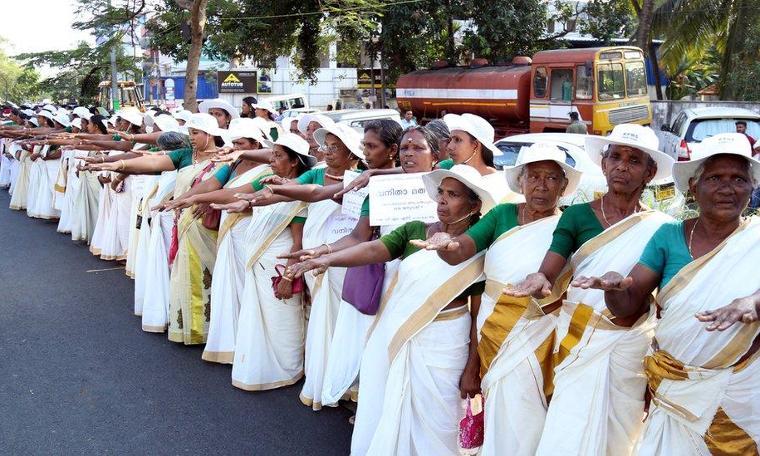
[118,160,126,171]
[281,277,293,282]
[322,243,332,255]
[100,156,106,163]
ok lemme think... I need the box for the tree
[175,0,210,112]
[0,40,41,103]
[580,0,636,45]
[17,40,139,104]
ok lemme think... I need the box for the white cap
[41,104,57,113]
[443,113,502,157]
[173,109,193,123]
[71,118,83,130]
[504,143,583,196]
[185,113,224,136]
[274,133,317,167]
[226,117,272,147]
[21,109,36,117]
[116,108,143,127]
[297,113,335,135]
[251,100,276,114]
[73,107,92,120]
[673,133,760,193]
[314,123,364,160]
[585,124,674,183]
[28,117,39,127]
[153,114,180,133]
[422,164,497,214]
[198,98,240,120]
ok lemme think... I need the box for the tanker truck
[396,46,652,137]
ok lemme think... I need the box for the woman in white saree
[506,124,676,456]
[289,165,496,455]
[88,114,224,342]
[225,125,363,403]
[162,118,274,362]
[575,133,760,455]
[210,134,316,386]
[417,143,583,456]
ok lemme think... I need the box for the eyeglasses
[321,144,340,153]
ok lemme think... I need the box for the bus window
[625,61,647,97]
[598,63,625,100]
[533,67,548,98]
[575,64,593,100]
[550,69,573,101]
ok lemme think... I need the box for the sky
[1,0,95,56]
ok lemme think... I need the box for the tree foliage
[0,39,41,103]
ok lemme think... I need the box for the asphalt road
[0,191,353,455]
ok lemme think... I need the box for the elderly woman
[89,113,225,344]
[414,143,582,455]
[506,124,675,455]
[289,165,494,455]
[574,133,760,455]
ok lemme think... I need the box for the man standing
[400,110,417,129]
[565,112,587,134]
[735,120,756,150]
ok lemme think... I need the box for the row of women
[2,97,759,455]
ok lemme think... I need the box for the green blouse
[296,168,326,186]
[437,158,454,170]
[166,147,193,170]
[380,221,485,297]
[465,203,519,253]
[549,202,605,259]
[638,221,693,289]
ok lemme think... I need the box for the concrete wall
[652,100,760,129]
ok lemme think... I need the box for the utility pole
[109,0,120,112]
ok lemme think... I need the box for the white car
[494,133,685,215]
[322,109,401,133]
[657,107,760,161]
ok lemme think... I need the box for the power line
[215,0,425,21]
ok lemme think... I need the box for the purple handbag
[341,261,386,315]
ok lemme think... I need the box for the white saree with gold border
[9,148,31,210]
[230,198,308,389]
[476,215,560,456]
[299,199,358,409]
[135,170,176,323]
[536,210,673,456]
[70,153,101,244]
[350,248,485,456]
[167,160,224,345]
[636,217,760,456]
[201,164,271,363]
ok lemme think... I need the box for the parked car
[258,93,309,111]
[321,109,401,133]
[493,133,684,214]
[279,108,318,119]
[657,107,760,161]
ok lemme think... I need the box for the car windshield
[493,142,576,170]
[685,118,760,143]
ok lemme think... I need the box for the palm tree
[651,0,759,99]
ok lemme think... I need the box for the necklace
[687,218,699,258]
[600,195,639,227]
[325,172,344,181]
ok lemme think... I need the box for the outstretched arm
[571,264,660,319]
[286,239,392,278]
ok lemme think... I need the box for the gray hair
[157,131,191,151]
[689,155,756,188]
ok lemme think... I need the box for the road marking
[86,266,126,273]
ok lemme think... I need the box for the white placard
[341,170,369,218]
[368,172,437,226]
